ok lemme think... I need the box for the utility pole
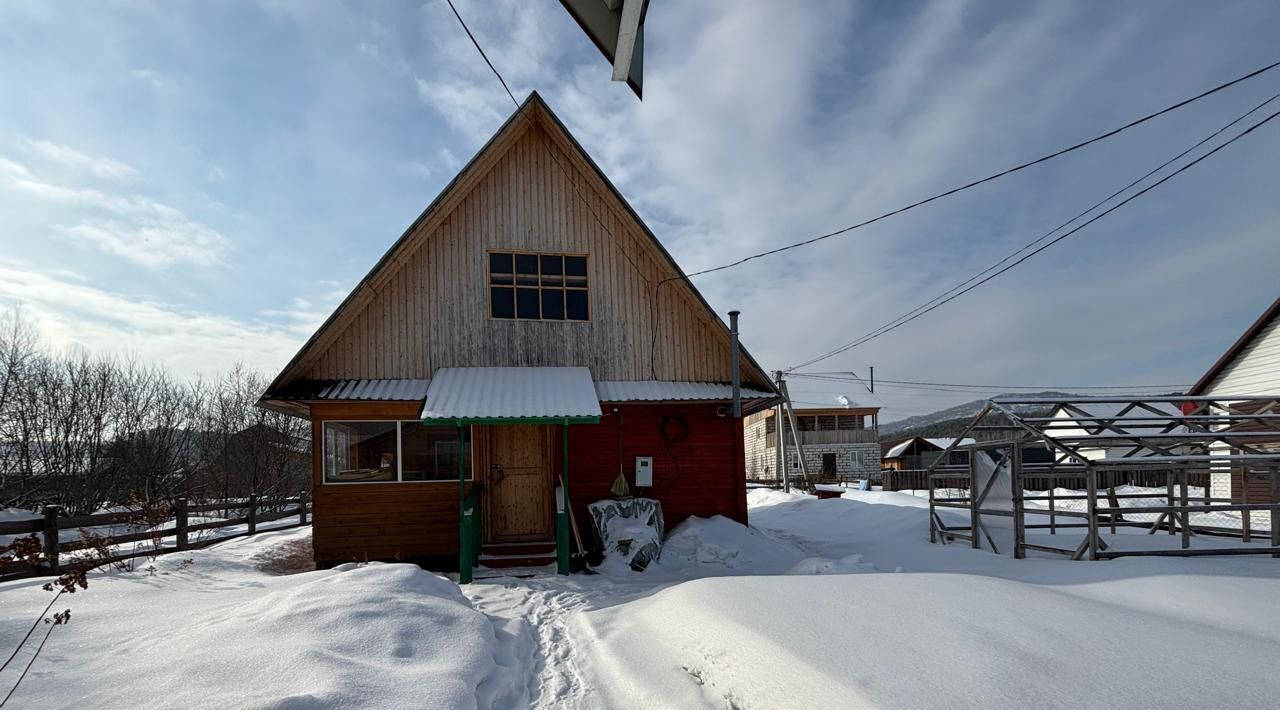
[774,370,788,493]
[869,365,875,394]
[779,378,811,488]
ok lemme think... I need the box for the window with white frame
[323,421,473,483]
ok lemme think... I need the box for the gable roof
[1187,296,1280,395]
[261,92,775,403]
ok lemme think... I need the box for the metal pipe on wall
[728,310,741,419]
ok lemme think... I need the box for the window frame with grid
[487,250,589,321]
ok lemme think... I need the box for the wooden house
[743,407,880,482]
[258,93,777,578]
[1186,296,1280,509]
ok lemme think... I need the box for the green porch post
[557,421,570,575]
[458,423,473,584]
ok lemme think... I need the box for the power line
[789,91,1280,372]
[445,0,518,107]
[661,59,1280,284]
[787,103,1280,371]
[791,373,1190,391]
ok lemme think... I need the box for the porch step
[482,542,557,557]
[479,542,557,569]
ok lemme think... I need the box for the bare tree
[0,309,309,514]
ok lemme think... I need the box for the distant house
[257,93,778,574]
[1046,401,1186,462]
[1186,296,1280,506]
[880,437,975,471]
[744,407,881,482]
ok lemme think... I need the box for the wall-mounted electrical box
[635,456,653,487]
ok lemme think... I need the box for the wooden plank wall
[309,402,474,564]
[296,119,763,387]
[563,403,747,535]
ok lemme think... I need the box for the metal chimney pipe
[728,310,741,418]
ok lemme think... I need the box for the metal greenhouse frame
[925,396,1280,561]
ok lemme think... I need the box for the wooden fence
[884,468,1210,493]
[0,493,310,583]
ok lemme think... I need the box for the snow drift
[0,528,524,709]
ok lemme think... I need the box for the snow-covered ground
[5,490,1280,708]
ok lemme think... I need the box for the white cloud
[21,137,137,179]
[0,156,231,267]
[0,264,302,379]
[415,77,508,143]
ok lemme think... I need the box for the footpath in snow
[5,489,1280,709]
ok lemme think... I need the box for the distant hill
[879,392,1071,441]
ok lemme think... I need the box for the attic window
[489,251,589,321]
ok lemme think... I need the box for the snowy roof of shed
[420,367,602,423]
[594,381,774,402]
[883,437,976,459]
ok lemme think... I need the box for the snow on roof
[883,440,914,459]
[272,378,431,401]
[884,437,976,459]
[594,381,774,402]
[924,437,976,450]
[420,367,602,421]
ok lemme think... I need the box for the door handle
[490,464,505,482]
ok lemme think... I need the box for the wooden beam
[611,0,643,81]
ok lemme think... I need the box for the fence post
[299,490,309,525]
[1086,466,1099,561]
[1242,471,1251,543]
[1010,446,1025,559]
[42,505,60,574]
[247,494,258,535]
[1270,468,1278,558]
[175,497,189,551]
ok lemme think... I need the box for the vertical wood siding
[294,117,763,388]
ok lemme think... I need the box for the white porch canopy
[420,367,602,423]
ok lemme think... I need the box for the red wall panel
[561,403,747,540]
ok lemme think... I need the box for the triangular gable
[1188,296,1280,395]
[262,92,774,401]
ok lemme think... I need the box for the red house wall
[561,403,747,538]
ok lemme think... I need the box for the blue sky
[0,0,1277,421]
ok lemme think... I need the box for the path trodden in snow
[5,490,1280,709]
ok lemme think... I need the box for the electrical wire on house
[445,0,694,380]
[443,0,656,289]
[443,1,1277,384]
[786,103,1280,371]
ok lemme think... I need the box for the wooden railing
[0,493,311,582]
[765,429,878,448]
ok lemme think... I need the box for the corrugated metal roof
[594,380,775,402]
[272,379,431,401]
[924,437,977,450]
[884,437,976,459]
[884,440,914,459]
[421,367,602,421]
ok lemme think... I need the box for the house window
[401,421,472,481]
[323,421,473,483]
[488,251,588,321]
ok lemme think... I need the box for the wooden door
[486,425,553,542]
